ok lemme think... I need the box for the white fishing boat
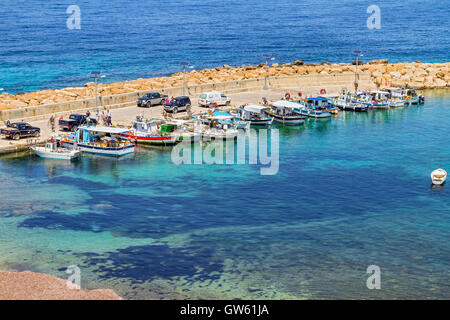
[63,126,135,157]
[168,120,202,143]
[240,105,273,126]
[193,118,238,140]
[390,98,407,108]
[431,168,447,185]
[266,101,306,125]
[385,87,424,105]
[302,98,333,118]
[31,139,81,160]
[202,127,238,140]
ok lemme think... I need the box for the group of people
[47,108,113,132]
[97,109,112,126]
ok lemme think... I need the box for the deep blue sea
[0,0,449,94]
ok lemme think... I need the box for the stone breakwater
[1,60,449,111]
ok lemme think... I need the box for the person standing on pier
[49,115,55,132]
[106,109,112,126]
[100,111,106,125]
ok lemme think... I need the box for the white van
[198,91,231,107]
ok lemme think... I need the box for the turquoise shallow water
[1,90,450,299]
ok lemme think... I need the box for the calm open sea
[0,0,449,93]
[0,90,449,299]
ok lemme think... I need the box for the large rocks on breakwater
[0,60,449,110]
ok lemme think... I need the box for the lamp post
[180,61,194,96]
[262,54,275,90]
[90,71,106,110]
[352,50,363,91]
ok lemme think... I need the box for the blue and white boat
[266,101,306,125]
[301,98,333,118]
[385,87,424,105]
[207,110,249,130]
[63,126,135,157]
[239,105,273,126]
[354,91,390,109]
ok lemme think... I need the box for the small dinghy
[431,168,447,185]
[32,139,81,160]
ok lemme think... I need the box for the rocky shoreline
[1,60,449,111]
[0,270,122,300]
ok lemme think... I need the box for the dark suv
[137,92,168,108]
[164,96,191,114]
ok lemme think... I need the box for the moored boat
[385,87,424,105]
[239,105,274,126]
[32,139,81,160]
[431,168,447,185]
[192,117,239,140]
[266,101,306,125]
[121,120,178,145]
[167,119,202,143]
[64,126,135,157]
[302,98,333,118]
[211,110,250,130]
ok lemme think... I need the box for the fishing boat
[431,168,447,185]
[31,138,81,160]
[318,94,340,116]
[385,87,424,105]
[63,126,135,157]
[211,110,250,130]
[302,98,333,118]
[121,120,178,145]
[333,93,353,110]
[168,120,202,143]
[193,117,238,140]
[334,94,368,112]
[354,91,390,109]
[390,98,407,108]
[266,101,306,125]
[239,105,273,126]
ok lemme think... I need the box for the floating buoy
[320,89,327,94]
[298,92,302,97]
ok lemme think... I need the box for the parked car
[59,114,97,132]
[137,92,168,108]
[198,91,231,107]
[164,96,191,114]
[0,122,40,140]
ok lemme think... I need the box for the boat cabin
[132,120,160,134]
[242,105,268,118]
[370,90,392,101]
[71,126,129,146]
[272,100,303,114]
[306,97,329,110]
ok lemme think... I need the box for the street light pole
[263,55,274,90]
[352,51,363,92]
[180,61,191,96]
[183,65,187,96]
[90,71,101,110]
[90,71,106,111]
